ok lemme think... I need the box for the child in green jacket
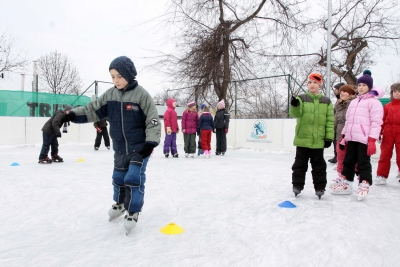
[289,72,334,199]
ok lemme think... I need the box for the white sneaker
[357,181,370,201]
[331,179,353,195]
[108,203,126,221]
[124,212,139,235]
[185,153,189,158]
[333,164,337,170]
[374,176,387,185]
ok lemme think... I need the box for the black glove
[56,133,61,138]
[290,96,300,107]
[64,112,76,122]
[324,141,331,148]
[197,132,200,136]
[139,143,155,158]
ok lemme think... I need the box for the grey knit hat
[109,56,137,83]
[64,105,73,112]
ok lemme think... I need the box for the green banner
[0,90,91,117]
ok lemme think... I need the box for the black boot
[328,156,337,163]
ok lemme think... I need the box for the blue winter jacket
[70,82,161,154]
[197,112,215,133]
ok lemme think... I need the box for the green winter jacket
[289,91,334,149]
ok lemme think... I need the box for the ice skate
[165,153,169,158]
[331,179,353,195]
[189,153,194,158]
[197,149,203,156]
[94,147,99,151]
[173,153,179,158]
[51,154,63,162]
[107,146,110,150]
[221,152,225,156]
[185,153,189,158]
[215,152,221,156]
[357,181,370,201]
[374,176,387,185]
[329,174,343,188]
[38,157,52,164]
[315,189,325,199]
[124,212,139,235]
[108,203,126,221]
[293,187,302,197]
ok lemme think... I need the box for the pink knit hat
[217,99,225,109]
[187,101,195,108]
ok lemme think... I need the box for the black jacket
[42,110,69,136]
[214,108,230,129]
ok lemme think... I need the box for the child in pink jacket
[332,70,384,200]
[163,98,179,157]
[181,101,198,158]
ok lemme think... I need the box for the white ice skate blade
[331,190,352,195]
[108,210,126,222]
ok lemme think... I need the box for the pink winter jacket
[341,88,384,145]
[181,109,199,134]
[163,98,179,133]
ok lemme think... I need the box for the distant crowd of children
[162,98,230,159]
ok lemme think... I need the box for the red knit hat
[339,85,356,96]
[308,72,323,85]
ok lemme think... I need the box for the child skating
[163,98,179,158]
[66,56,161,234]
[181,101,198,158]
[197,105,215,158]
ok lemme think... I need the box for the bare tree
[0,31,28,74]
[155,0,305,110]
[37,50,83,94]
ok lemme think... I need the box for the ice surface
[1,144,400,266]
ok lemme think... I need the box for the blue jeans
[39,132,59,159]
[112,151,149,212]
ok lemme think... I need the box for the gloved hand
[197,132,200,136]
[324,141,332,148]
[367,137,377,156]
[182,129,186,133]
[139,143,156,158]
[56,133,62,138]
[64,112,76,122]
[166,127,172,135]
[96,127,102,133]
[290,96,300,107]
[339,135,346,150]
[176,127,179,134]
[378,134,382,144]
[213,129,216,133]
[225,128,228,134]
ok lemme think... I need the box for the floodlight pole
[326,0,333,97]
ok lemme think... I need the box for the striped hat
[187,101,195,108]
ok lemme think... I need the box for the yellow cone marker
[77,158,85,162]
[160,223,184,235]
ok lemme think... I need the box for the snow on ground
[1,144,400,267]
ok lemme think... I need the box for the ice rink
[1,144,400,267]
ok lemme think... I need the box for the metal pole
[95,81,98,99]
[234,81,237,118]
[326,0,333,97]
[21,74,25,91]
[287,74,290,118]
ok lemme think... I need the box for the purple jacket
[181,109,198,134]
[341,88,384,144]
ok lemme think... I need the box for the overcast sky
[1,0,400,97]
